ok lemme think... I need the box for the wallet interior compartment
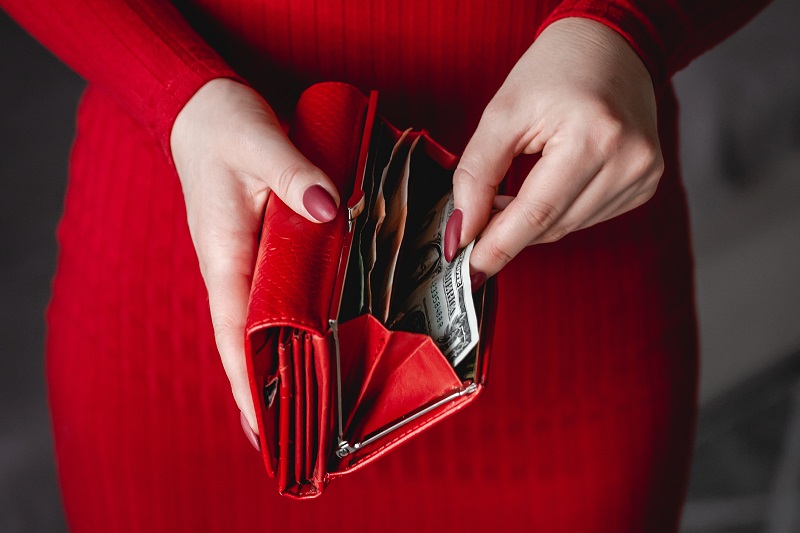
[246,328,281,476]
[403,133,457,224]
[279,329,330,497]
[383,135,458,319]
[332,314,466,467]
[338,118,397,323]
[339,125,455,325]
[276,329,295,492]
[303,333,317,482]
[311,331,334,493]
[291,332,306,486]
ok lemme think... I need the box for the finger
[573,179,657,233]
[207,263,260,432]
[525,164,623,244]
[469,145,602,277]
[532,150,663,242]
[450,110,517,259]
[192,203,262,434]
[572,156,663,232]
[239,129,340,223]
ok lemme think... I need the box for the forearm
[1,0,241,156]
[539,0,773,90]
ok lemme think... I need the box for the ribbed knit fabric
[2,0,768,531]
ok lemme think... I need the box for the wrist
[535,17,654,97]
[536,12,662,90]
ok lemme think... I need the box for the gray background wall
[1,1,799,530]
[675,1,800,402]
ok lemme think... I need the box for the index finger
[469,145,602,277]
[452,111,517,248]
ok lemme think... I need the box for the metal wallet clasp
[329,318,478,459]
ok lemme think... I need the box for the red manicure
[444,208,463,263]
[471,271,487,293]
[302,185,338,222]
[239,411,261,452]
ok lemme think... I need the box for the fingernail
[444,209,463,263]
[239,411,261,452]
[302,185,338,222]
[471,271,487,293]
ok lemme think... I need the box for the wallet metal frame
[330,319,479,459]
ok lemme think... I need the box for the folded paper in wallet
[244,82,496,499]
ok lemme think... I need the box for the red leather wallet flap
[245,83,371,336]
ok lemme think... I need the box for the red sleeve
[1,0,244,158]
[537,0,772,89]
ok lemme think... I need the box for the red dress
[2,1,768,531]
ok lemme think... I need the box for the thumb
[449,114,515,261]
[240,128,340,223]
[191,201,264,438]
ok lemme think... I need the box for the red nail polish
[471,271,487,293]
[303,185,338,222]
[239,411,261,452]
[444,209,463,263]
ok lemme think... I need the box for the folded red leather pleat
[244,82,494,499]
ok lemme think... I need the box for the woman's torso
[46,2,697,530]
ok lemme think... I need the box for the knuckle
[274,163,308,197]
[211,313,238,346]
[453,155,499,198]
[480,95,521,138]
[538,226,570,244]
[484,240,515,268]
[453,160,481,188]
[483,91,516,122]
[588,110,625,158]
[517,200,560,235]
[629,136,663,178]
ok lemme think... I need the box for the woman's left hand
[448,17,664,282]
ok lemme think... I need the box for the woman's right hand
[170,78,339,448]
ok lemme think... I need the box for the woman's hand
[171,79,338,446]
[448,18,664,283]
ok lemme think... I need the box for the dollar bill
[371,135,420,322]
[363,128,412,312]
[341,121,393,321]
[388,191,454,315]
[388,193,479,367]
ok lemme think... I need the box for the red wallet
[244,82,495,499]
